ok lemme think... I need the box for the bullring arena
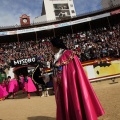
[0,78,120,120]
[0,1,120,120]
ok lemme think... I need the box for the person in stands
[50,37,105,120]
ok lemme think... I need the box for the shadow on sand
[7,90,39,99]
[10,90,54,99]
[27,116,56,120]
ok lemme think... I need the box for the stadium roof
[0,4,120,31]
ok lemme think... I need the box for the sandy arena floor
[0,78,120,120]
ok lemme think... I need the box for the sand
[0,78,120,120]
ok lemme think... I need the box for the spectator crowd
[0,23,120,73]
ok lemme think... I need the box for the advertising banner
[7,31,17,35]
[54,22,71,28]
[111,9,120,15]
[83,60,120,80]
[91,13,110,20]
[71,17,91,25]
[35,25,54,31]
[0,32,7,36]
[11,57,37,67]
[17,28,35,34]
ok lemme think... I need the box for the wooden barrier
[90,74,120,83]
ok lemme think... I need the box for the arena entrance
[13,65,35,78]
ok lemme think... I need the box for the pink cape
[24,77,37,92]
[0,85,8,98]
[8,79,19,93]
[53,50,105,120]
[1,82,8,92]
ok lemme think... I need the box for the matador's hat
[50,37,67,49]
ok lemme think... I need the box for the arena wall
[83,59,120,80]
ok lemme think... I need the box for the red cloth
[53,50,105,120]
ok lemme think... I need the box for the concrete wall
[44,0,76,21]
[33,15,47,23]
